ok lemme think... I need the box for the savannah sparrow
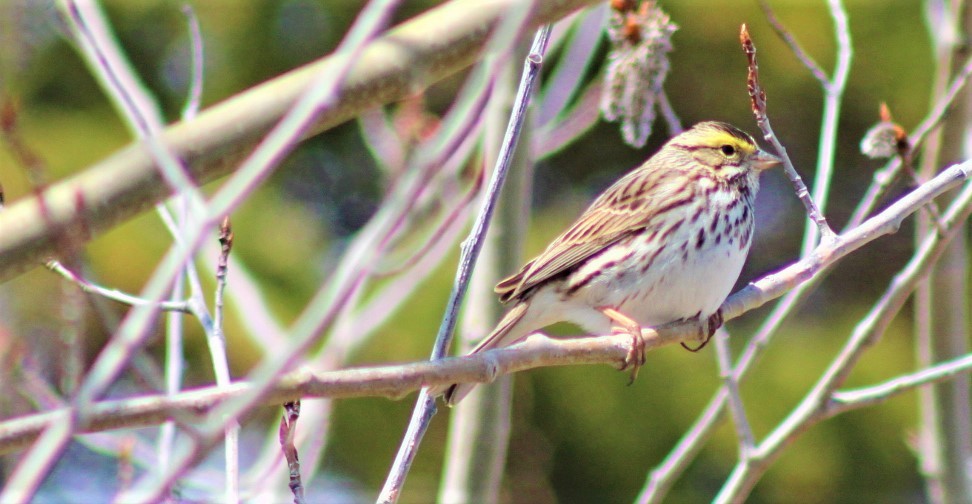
[444,121,781,405]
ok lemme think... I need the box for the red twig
[740,24,835,243]
[279,401,305,504]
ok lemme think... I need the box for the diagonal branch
[758,0,828,86]
[740,24,834,242]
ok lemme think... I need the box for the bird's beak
[753,150,782,171]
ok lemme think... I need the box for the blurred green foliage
[0,0,947,502]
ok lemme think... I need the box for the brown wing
[496,164,693,303]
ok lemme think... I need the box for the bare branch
[215,216,239,503]
[758,0,828,86]
[179,4,204,120]
[279,401,305,504]
[831,353,972,413]
[45,261,193,313]
[797,0,851,256]
[740,24,835,243]
[713,329,754,454]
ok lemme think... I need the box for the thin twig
[657,90,683,135]
[45,261,192,312]
[798,0,851,256]
[740,24,835,243]
[214,217,233,373]
[744,0,853,255]
[832,353,972,412]
[758,0,828,86]
[754,1,853,253]
[279,401,305,504]
[180,4,204,120]
[439,35,534,501]
[162,6,212,497]
[713,329,754,454]
[215,217,240,504]
[376,21,551,504]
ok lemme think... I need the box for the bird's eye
[721,144,736,156]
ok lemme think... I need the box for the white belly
[618,231,749,326]
[550,212,753,335]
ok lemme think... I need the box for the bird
[442,121,781,405]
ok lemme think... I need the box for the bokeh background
[0,0,954,502]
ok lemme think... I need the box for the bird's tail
[442,301,530,406]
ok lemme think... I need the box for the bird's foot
[599,307,646,384]
[681,309,723,352]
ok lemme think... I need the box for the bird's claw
[600,307,647,385]
[615,327,646,384]
[680,309,723,352]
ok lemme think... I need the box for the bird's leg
[598,307,645,384]
[681,309,723,352]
